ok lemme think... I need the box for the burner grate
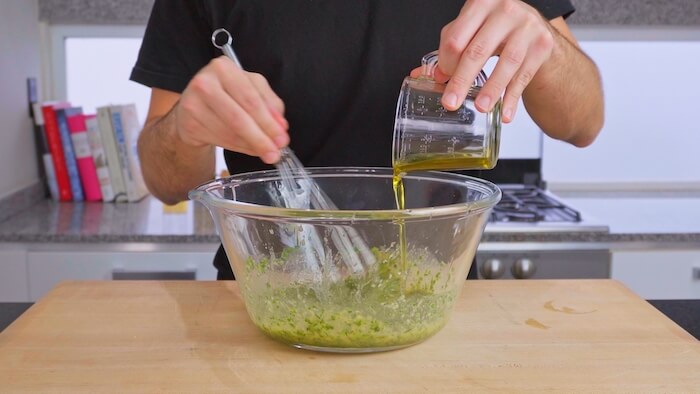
[490,186,581,223]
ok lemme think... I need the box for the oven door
[475,244,611,280]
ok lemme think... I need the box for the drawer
[27,250,217,301]
[0,249,29,302]
[612,250,700,300]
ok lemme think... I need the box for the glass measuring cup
[392,51,502,173]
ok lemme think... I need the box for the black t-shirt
[131,0,575,279]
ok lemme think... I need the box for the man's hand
[412,0,555,123]
[176,56,289,164]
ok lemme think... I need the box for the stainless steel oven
[475,246,611,280]
[455,153,612,280]
[473,184,611,280]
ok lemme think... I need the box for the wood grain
[1,279,699,393]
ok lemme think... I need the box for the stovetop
[485,185,609,233]
[490,185,581,223]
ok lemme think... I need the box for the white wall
[0,0,41,198]
[544,27,700,191]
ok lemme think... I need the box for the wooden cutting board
[1,280,699,393]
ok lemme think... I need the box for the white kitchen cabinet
[26,248,218,301]
[0,249,29,302]
[611,250,700,300]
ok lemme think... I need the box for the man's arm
[430,0,604,148]
[137,88,215,205]
[521,18,603,147]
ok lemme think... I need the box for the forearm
[137,105,215,205]
[522,26,604,147]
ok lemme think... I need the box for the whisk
[211,28,375,276]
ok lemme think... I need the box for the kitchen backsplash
[37,0,700,26]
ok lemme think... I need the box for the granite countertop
[0,197,220,244]
[0,193,699,244]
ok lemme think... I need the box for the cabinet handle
[111,269,196,280]
[693,267,700,281]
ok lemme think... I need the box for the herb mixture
[240,247,456,349]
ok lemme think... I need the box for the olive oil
[392,170,407,292]
[391,151,496,293]
[394,150,496,174]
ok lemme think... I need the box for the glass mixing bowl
[189,167,500,353]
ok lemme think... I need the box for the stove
[481,184,609,233]
[474,184,611,280]
[491,185,581,223]
[453,159,610,279]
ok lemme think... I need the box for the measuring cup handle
[420,50,440,80]
[419,50,488,90]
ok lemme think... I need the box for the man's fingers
[501,44,549,123]
[222,102,280,164]
[437,3,491,77]
[248,72,288,127]
[267,104,290,145]
[191,69,280,163]
[477,30,529,117]
[433,67,450,84]
[213,57,287,150]
[442,15,511,111]
[186,101,242,150]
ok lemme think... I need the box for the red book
[67,113,103,201]
[41,103,72,201]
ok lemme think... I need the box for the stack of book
[31,102,149,203]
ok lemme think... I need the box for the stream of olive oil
[392,169,407,292]
[392,152,495,292]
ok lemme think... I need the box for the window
[49,25,227,177]
[65,37,150,125]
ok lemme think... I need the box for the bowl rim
[188,167,502,222]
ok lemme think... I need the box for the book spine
[110,108,136,202]
[119,104,149,202]
[67,114,103,201]
[31,103,59,201]
[96,107,128,202]
[84,115,115,202]
[41,105,72,201]
[55,108,84,201]
[42,155,59,201]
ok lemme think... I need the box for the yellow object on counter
[163,200,188,214]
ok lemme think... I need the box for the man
[131,0,604,280]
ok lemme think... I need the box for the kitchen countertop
[0,193,699,245]
[1,280,699,392]
[0,197,219,244]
